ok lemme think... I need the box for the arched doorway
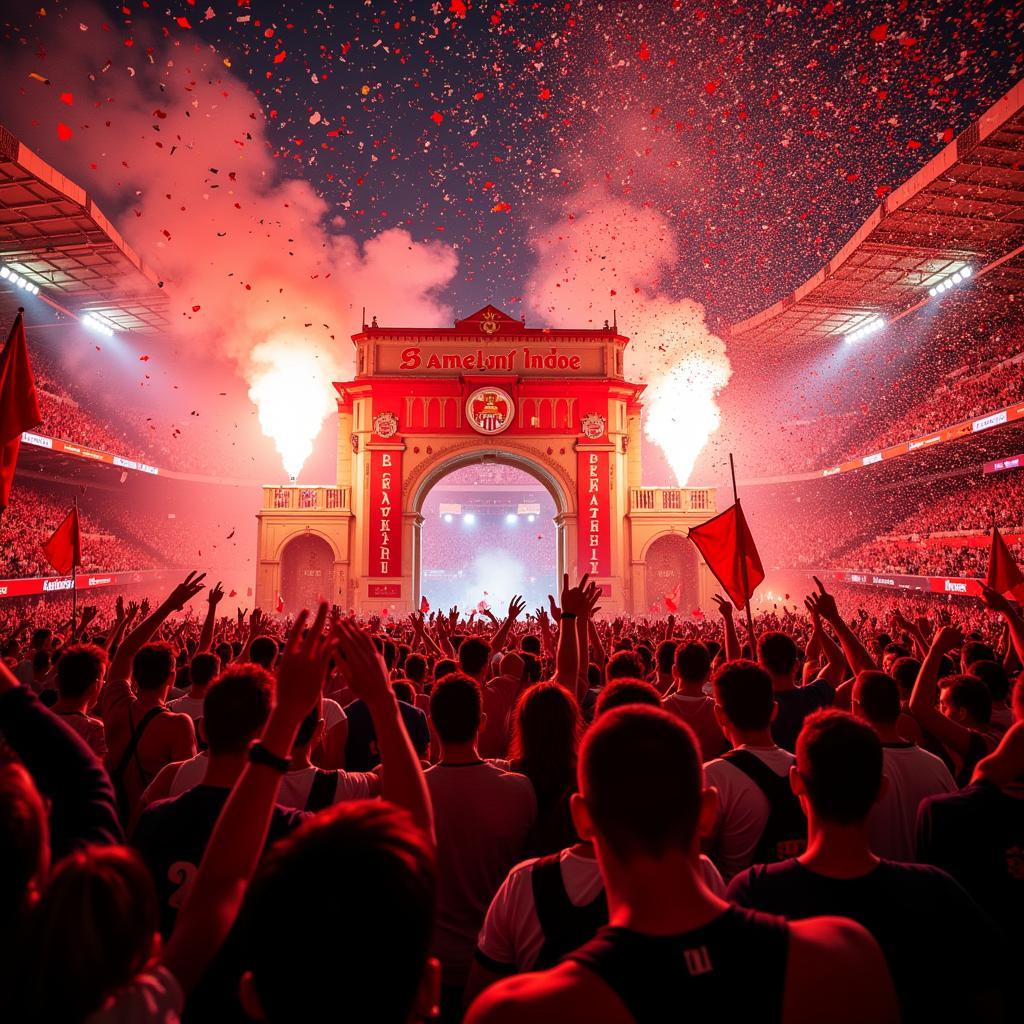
[414,456,563,612]
[280,534,334,611]
[645,534,698,615]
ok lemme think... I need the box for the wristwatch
[248,741,291,772]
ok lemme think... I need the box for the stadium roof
[0,123,170,334]
[730,77,1024,353]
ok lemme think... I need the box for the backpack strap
[720,749,805,863]
[305,769,338,812]
[110,705,167,820]
[531,853,608,971]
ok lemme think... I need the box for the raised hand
[712,594,734,620]
[166,571,207,612]
[208,581,225,607]
[547,593,562,624]
[115,595,126,620]
[237,607,248,632]
[333,618,393,708]
[560,573,591,616]
[127,600,140,620]
[139,598,152,618]
[979,583,1013,615]
[581,580,602,620]
[507,595,526,621]
[931,624,963,655]
[79,605,98,630]
[806,576,839,623]
[275,603,333,726]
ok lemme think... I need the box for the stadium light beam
[463,513,476,525]
[925,265,973,301]
[844,316,885,345]
[82,313,115,338]
[0,265,40,295]
[443,513,453,523]
[505,513,517,525]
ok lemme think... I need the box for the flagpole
[729,453,756,645]
[71,496,79,640]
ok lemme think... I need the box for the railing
[262,485,351,511]
[629,487,716,513]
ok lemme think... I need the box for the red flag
[275,593,285,613]
[986,526,1024,603]
[42,506,82,576]
[688,501,764,610]
[663,584,679,613]
[0,312,42,511]
[420,595,430,613]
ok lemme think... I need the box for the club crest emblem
[372,411,399,439]
[480,309,499,334]
[581,413,606,440]
[467,387,514,435]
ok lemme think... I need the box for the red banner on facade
[367,447,402,581]
[0,568,171,600]
[577,449,611,577]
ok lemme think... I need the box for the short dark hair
[244,803,435,1023]
[430,673,481,743]
[521,634,541,656]
[30,628,52,650]
[607,650,644,682]
[942,675,993,725]
[55,644,107,699]
[595,678,661,717]
[132,643,176,692]
[970,660,1010,702]
[712,660,775,732]
[758,631,799,676]
[458,637,490,678]
[434,657,457,681]
[203,665,274,754]
[404,653,427,685]
[853,671,900,725]
[674,642,711,684]
[656,640,677,675]
[392,679,415,705]
[890,656,920,697]
[962,640,996,669]
[580,707,701,859]
[796,710,882,824]
[249,636,278,670]
[189,652,220,689]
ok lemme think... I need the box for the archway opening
[419,461,558,612]
[644,534,699,616]
[280,533,334,610]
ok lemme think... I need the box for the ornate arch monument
[256,306,719,615]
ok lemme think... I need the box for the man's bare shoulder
[465,962,632,1024]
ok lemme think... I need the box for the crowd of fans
[883,470,1024,536]
[1,566,1021,1022]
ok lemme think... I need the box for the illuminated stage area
[255,305,719,615]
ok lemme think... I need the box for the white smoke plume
[1,10,458,479]
[525,193,731,484]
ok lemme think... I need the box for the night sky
[5,0,1022,324]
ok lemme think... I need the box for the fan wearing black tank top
[466,706,898,1024]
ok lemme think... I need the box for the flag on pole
[0,311,42,511]
[986,526,1024,603]
[663,584,680,613]
[420,595,430,614]
[688,501,765,610]
[42,505,82,576]
[275,593,285,613]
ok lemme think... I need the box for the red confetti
[176,17,192,29]
[139,355,150,361]
[57,123,73,141]
[870,24,888,42]
[59,92,73,105]
[273,50,287,64]
[704,80,720,94]
[431,111,444,124]
[449,0,467,17]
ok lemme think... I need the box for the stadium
[1,6,1023,1024]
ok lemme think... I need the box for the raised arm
[806,577,876,675]
[909,625,973,757]
[107,572,207,686]
[0,660,122,857]
[489,595,526,656]
[552,574,590,693]
[163,604,331,993]
[198,581,225,653]
[713,595,740,663]
[333,619,433,837]
[979,584,1024,667]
